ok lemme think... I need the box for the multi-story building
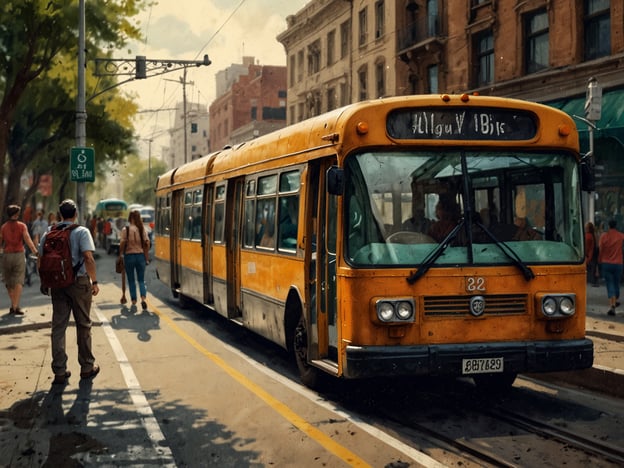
[209,57,287,151]
[278,0,624,228]
[278,0,407,123]
[166,102,210,169]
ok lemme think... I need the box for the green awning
[545,87,624,153]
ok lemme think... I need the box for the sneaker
[608,308,616,316]
[13,308,24,315]
[9,307,14,314]
[141,300,147,310]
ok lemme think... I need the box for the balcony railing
[397,15,441,52]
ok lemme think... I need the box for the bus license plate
[462,357,504,374]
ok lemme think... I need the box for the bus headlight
[396,301,414,320]
[539,294,576,318]
[378,302,395,321]
[376,298,415,323]
[559,296,575,315]
[543,297,558,316]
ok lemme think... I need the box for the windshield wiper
[406,219,535,284]
[473,221,535,281]
[407,220,464,284]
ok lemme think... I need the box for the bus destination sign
[386,107,538,141]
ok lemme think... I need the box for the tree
[0,0,147,219]
[121,154,168,207]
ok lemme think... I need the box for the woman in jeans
[119,210,150,310]
[598,219,624,316]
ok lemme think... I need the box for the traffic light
[584,78,602,121]
[135,55,147,79]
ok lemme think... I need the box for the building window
[525,9,549,73]
[340,82,349,106]
[475,30,494,86]
[308,40,321,75]
[340,20,350,59]
[327,30,335,67]
[427,64,438,93]
[191,122,197,133]
[375,1,385,39]
[297,50,304,82]
[427,0,439,36]
[327,87,336,111]
[358,7,368,46]
[358,66,368,101]
[375,61,385,98]
[584,0,610,60]
[289,54,296,87]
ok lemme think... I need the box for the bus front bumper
[343,339,594,379]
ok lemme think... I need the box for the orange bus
[154,94,593,390]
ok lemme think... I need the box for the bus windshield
[344,150,584,268]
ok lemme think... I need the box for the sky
[117,0,309,160]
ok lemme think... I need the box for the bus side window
[278,195,298,251]
[256,198,276,249]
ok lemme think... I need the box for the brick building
[278,0,624,228]
[209,57,287,151]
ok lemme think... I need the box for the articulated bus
[154,94,593,389]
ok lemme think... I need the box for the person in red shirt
[598,219,624,316]
[585,222,599,287]
[0,205,38,314]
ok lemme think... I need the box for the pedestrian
[30,209,49,246]
[119,209,150,311]
[0,205,38,315]
[598,218,624,316]
[585,221,599,286]
[38,199,100,385]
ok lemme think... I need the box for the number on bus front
[466,276,486,292]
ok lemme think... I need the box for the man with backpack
[38,199,100,385]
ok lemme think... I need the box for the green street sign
[70,147,95,182]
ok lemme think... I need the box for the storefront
[546,88,624,233]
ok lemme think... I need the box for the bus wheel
[293,315,320,389]
[473,373,517,393]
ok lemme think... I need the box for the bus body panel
[239,250,305,348]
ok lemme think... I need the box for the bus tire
[472,372,517,393]
[293,314,321,389]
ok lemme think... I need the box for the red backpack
[39,224,82,288]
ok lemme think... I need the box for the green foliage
[0,0,150,217]
[121,154,168,207]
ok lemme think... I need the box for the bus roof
[156,95,579,191]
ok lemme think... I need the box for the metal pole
[183,68,188,164]
[588,125,595,224]
[76,0,87,224]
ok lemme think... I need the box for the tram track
[331,375,624,467]
[483,406,624,465]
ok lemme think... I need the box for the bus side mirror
[326,166,344,195]
[580,160,595,192]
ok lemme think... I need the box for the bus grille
[423,294,528,316]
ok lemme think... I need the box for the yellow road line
[154,306,371,467]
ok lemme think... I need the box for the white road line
[93,306,177,467]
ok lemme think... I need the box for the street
[1,249,624,467]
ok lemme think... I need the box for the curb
[528,366,624,399]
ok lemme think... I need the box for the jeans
[124,253,147,301]
[601,262,623,300]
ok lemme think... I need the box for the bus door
[225,178,244,319]
[171,189,184,291]
[203,184,213,305]
[307,158,338,366]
